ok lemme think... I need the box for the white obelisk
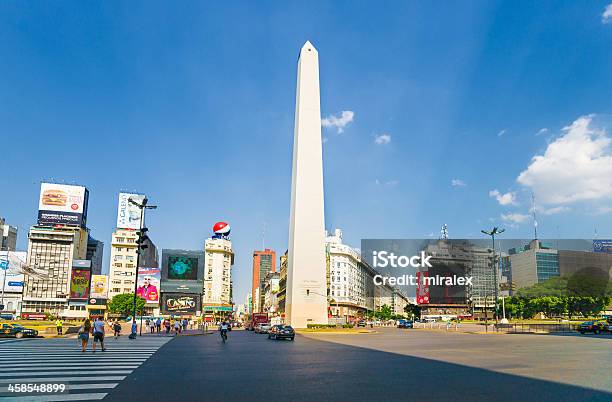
[286,41,328,328]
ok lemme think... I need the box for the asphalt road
[106,328,612,402]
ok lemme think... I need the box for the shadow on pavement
[107,331,611,402]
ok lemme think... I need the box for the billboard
[70,261,91,300]
[161,293,201,315]
[117,193,145,230]
[137,267,161,303]
[38,183,89,227]
[90,275,109,299]
[0,252,26,293]
[161,250,204,294]
[593,240,612,253]
[167,255,199,280]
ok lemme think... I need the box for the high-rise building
[0,217,17,251]
[252,249,276,313]
[326,229,407,320]
[286,41,328,328]
[203,237,234,311]
[108,228,158,299]
[22,226,88,317]
[509,240,559,289]
[86,235,104,275]
[327,229,375,318]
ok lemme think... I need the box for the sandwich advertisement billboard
[117,193,145,229]
[38,183,89,227]
[137,267,161,303]
[90,275,109,299]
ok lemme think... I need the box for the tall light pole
[129,197,157,336]
[0,253,9,312]
[481,227,504,324]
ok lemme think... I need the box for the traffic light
[136,228,149,252]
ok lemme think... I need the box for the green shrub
[306,324,337,329]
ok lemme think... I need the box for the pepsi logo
[213,221,231,235]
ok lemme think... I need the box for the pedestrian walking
[78,318,91,352]
[174,320,180,335]
[182,318,188,331]
[92,317,106,352]
[149,320,155,333]
[156,318,162,333]
[164,319,171,334]
[55,318,63,335]
[129,320,137,339]
[113,321,122,339]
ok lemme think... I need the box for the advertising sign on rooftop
[37,183,89,227]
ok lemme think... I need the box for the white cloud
[540,206,570,215]
[322,137,329,144]
[451,179,466,187]
[501,213,530,224]
[489,189,517,206]
[322,110,354,133]
[591,206,612,215]
[536,128,548,136]
[603,3,612,23]
[375,179,399,186]
[497,129,507,137]
[517,115,612,204]
[374,134,391,145]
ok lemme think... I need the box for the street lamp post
[129,197,157,337]
[481,227,505,325]
[0,254,9,311]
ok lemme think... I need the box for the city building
[262,271,280,314]
[22,225,88,317]
[0,251,27,316]
[203,236,234,315]
[508,239,612,290]
[277,251,288,315]
[86,235,104,275]
[508,240,560,289]
[327,229,376,319]
[418,240,479,318]
[108,228,158,300]
[252,249,276,313]
[0,217,17,251]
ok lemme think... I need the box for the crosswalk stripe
[2,370,133,377]
[0,337,171,399]
[0,376,126,384]
[0,366,138,372]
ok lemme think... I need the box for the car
[357,320,366,327]
[398,320,414,329]
[1,323,38,339]
[578,321,606,334]
[254,323,271,334]
[268,324,295,341]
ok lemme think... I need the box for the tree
[404,303,421,319]
[376,304,393,321]
[108,293,146,317]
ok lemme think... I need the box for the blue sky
[1,2,611,304]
